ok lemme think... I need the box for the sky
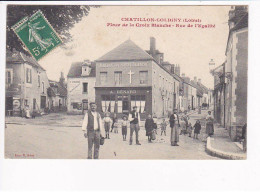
[39,5,231,88]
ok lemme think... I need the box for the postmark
[11,10,62,61]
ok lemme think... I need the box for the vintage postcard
[4,5,248,160]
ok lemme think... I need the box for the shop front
[95,87,152,119]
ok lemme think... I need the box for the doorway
[122,95,129,113]
[6,97,13,116]
[40,96,46,109]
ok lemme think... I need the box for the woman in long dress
[169,109,180,146]
[206,111,214,137]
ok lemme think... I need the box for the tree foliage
[7,5,95,52]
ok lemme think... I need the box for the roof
[96,39,154,62]
[67,62,96,78]
[49,81,67,97]
[6,49,45,71]
[231,13,248,32]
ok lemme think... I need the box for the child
[153,114,158,134]
[121,115,128,141]
[145,114,155,143]
[193,120,201,139]
[179,117,187,135]
[160,118,167,136]
[187,122,193,137]
[103,112,112,139]
[113,118,120,134]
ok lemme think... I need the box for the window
[26,68,32,83]
[38,74,40,87]
[101,95,115,113]
[114,71,122,85]
[42,82,45,93]
[100,72,107,85]
[83,83,88,93]
[6,69,13,84]
[139,71,148,84]
[131,95,146,113]
[72,102,82,110]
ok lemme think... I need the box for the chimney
[194,76,197,82]
[198,78,201,84]
[171,64,175,74]
[150,37,156,56]
[175,65,180,76]
[59,72,65,86]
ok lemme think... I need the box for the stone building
[211,6,248,141]
[180,74,199,112]
[6,50,50,116]
[225,6,248,140]
[212,63,226,126]
[67,60,96,114]
[48,72,67,112]
[95,38,180,119]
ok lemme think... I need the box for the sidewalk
[206,124,246,160]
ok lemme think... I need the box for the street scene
[5,109,218,159]
[5,5,248,160]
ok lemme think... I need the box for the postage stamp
[11,10,62,61]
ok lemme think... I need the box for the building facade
[67,60,96,114]
[6,50,50,116]
[48,72,67,112]
[211,6,248,141]
[95,38,180,119]
[225,6,248,141]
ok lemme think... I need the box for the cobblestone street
[5,110,219,159]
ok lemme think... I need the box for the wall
[67,77,96,114]
[23,63,50,113]
[95,61,152,87]
[234,30,248,126]
[226,28,248,141]
[151,61,179,117]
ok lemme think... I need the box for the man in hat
[129,106,141,145]
[82,102,104,159]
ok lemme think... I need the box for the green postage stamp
[12,10,62,61]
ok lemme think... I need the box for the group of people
[82,103,142,159]
[82,102,215,159]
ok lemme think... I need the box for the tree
[7,5,97,52]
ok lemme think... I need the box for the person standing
[193,120,201,139]
[169,109,180,146]
[82,102,104,159]
[160,118,167,136]
[121,115,128,141]
[206,111,214,137]
[183,110,190,130]
[129,106,141,145]
[103,112,112,139]
[110,113,117,133]
[145,114,155,143]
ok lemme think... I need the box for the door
[33,98,36,110]
[6,97,13,116]
[40,96,46,109]
[122,95,129,113]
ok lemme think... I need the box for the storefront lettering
[116,90,137,94]
[99,62,148,68]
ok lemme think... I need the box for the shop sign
[116,90,137,94]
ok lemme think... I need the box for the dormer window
[81,61,91,76]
